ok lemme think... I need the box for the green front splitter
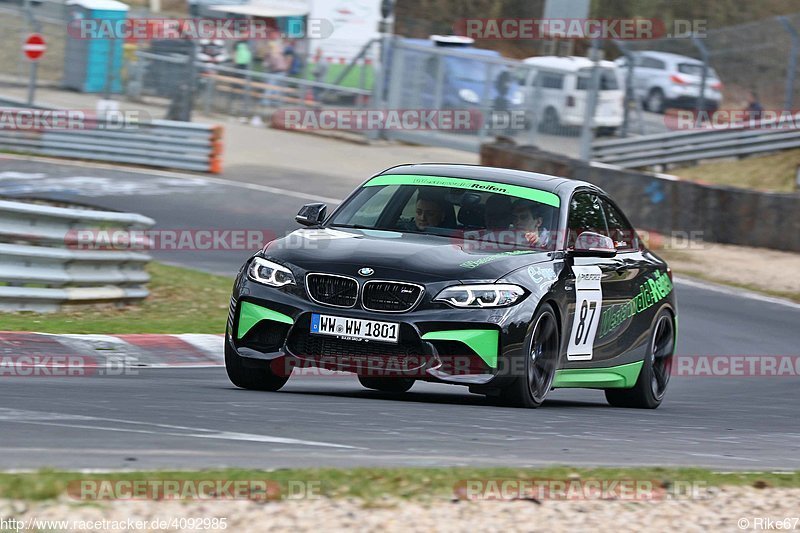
[553,360,643,389]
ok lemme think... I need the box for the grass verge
[672,148,800,192]
[0,263,232,334]
[1,467,798,502]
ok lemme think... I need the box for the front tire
[358,375,415,393]
[225,341,290,391]
[645,88,665,113]
[499,303,560,408]
[605,309,675,409]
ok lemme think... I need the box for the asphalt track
[1,158,798,470]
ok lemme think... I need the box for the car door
[596,196,664,360]
[564,192,629,363]
[640,56,667,97]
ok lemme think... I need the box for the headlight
[510,90,524,106]
[459,88,480,104]
[247,257,295,287]
[434,284,525,308]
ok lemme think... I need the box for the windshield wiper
[329,224,393,231]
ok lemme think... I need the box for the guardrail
[0,97,224,173]
[0,199,155,312]
[592,119,800,168]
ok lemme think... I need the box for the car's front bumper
[228,278,536,387]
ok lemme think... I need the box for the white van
[520,56,624,135]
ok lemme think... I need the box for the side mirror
[295,203,327,227]
[571,231,617,258]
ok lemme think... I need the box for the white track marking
[0,408,361,449]
[0,154,341,204]
[173,334,225,361]
[675,276,800,310]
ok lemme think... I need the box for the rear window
[677,63,718,78]
[576,68,619,90]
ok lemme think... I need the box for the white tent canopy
[209,0,309,18]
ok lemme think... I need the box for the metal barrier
[0,105,224,173]
[0,198,155,312]
[592,119,800,168]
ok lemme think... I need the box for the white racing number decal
[567,265,603,361]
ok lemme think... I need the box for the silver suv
[615,51,723,113]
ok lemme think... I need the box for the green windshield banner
[364,174,561,208]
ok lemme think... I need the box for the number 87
[574,300,598,344]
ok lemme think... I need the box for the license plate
[310,314,399,344]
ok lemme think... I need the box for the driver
[399,191,449,232]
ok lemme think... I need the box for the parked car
[396,36,524,112]
[614,51,723,113]
[520,56,624,135]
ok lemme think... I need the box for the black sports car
[226,164,677,408]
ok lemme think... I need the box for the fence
[127,50,374,119]
[592,118,800,168]
[616,14,800,137]
[7,2,800,160]
[382,38,609,155]
[0,198,154,312]
[0,4,67,86]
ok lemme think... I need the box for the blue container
[63,0,129,93]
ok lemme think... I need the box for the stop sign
[23,34,46,61]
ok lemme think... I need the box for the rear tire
[499,303,560,408]
[358,376,415,393]
[605,309,675,409]
[537,107,560,134]
[225,341,290,391]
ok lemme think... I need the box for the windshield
[446,57,491,83]
[576,68,620,90]
[328,175,560,251]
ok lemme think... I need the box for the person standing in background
[234,40,252,71]
[311,48,329,102]
[284,39,302,77]
[262,30,288,106]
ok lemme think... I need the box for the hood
[263,227,551,283]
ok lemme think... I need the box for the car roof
[633,50,703,64]
[377,163,602,198]
[400,38,502,57]
[522,55,617,71]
